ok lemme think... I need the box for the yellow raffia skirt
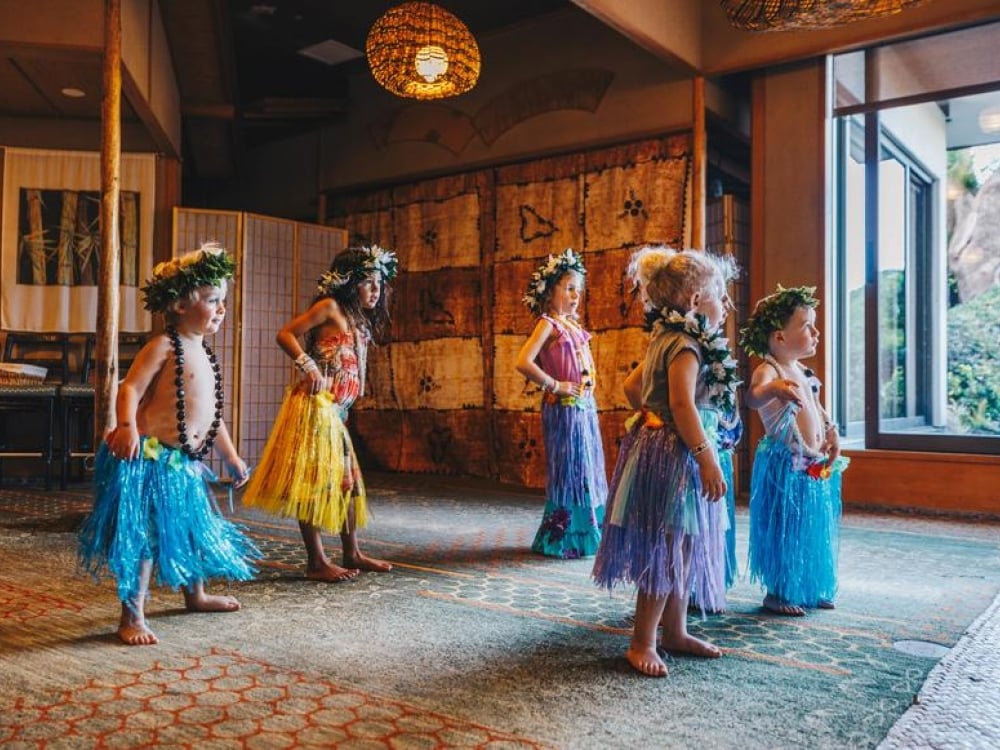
[241,388,367,533]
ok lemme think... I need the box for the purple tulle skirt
[532,396,607,558]
[593,418,726,606]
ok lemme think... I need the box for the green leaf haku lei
[141,243,236,313]
[739,285,819,359]
[650,308,742,413]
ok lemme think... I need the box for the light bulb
[414,45,448,83]
[979,106,1000,134]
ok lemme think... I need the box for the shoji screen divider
[173,208,347,471]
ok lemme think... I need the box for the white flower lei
[652,308,742,412]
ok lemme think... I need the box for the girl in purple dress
[515,249,607,559]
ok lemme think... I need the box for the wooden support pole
[95,0,122,440]
[692,75,707,250]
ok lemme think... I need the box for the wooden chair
[3,332,73,383]
[0,383,57,489]
[61,333,147,487]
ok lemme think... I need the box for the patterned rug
[2,474,999,749]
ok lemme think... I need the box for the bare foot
[184,591,242,613]
[625,646,668,677]
[306,562,360,582]
[343,553,392,572]
[817,599,836,610]
[689,601,725,616]
[118,610,158,646]
[659,634,722,659]
[763,593,805,617]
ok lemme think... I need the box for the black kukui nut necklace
[167,326,223,460]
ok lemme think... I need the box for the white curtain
[1,147,155,332]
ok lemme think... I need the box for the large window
[831,24,1000,454]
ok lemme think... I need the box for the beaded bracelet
[690,440,711,457]
[294,352,319,375]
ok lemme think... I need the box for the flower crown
[739,285,819,358]
[141,242,236,313]
[522,248,587,314]
[317,244,399,296]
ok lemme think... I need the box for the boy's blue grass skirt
[592,419,726,606]
[748,436,843,607]
[532,396,608,559]
[77,440,261,603]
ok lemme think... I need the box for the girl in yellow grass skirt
[242,245,397,581]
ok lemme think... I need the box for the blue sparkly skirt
[592,412,726,605]
[748,436,845,607]
[688,408,742,612]
[77,439,260,603]
[532,395,607,559]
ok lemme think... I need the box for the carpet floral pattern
[2,478,999,748]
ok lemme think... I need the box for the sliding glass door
[832,33,1000,453]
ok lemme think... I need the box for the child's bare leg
[658,539,721,657]
[763,592,806,616]
[119,560,158,646]
[340,501,391,572]
[626,592,669,677]
[659,590,722,658]
[299,521,360,581]
[183,580,241,612]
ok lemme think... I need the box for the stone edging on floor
[879,590,1000,749]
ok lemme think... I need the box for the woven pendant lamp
[366,2,481,100]
[720,0,932,32]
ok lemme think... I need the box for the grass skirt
[688,408,738,612]
[77,440,260,603]
[532,397,607,559]
[241,388,366,534]
[592,419,726,604]
[748,436,843,606]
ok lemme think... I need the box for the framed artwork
[16,189,141,288]
[1,148,155,333]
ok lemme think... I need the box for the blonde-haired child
[78,242,259,645]
[593,247,739,677]
[625,245,743,614]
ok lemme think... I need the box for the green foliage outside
[846,270,906,423]
[841,146,999,436]
[947,150,979,195]
[947,285,1000,434]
